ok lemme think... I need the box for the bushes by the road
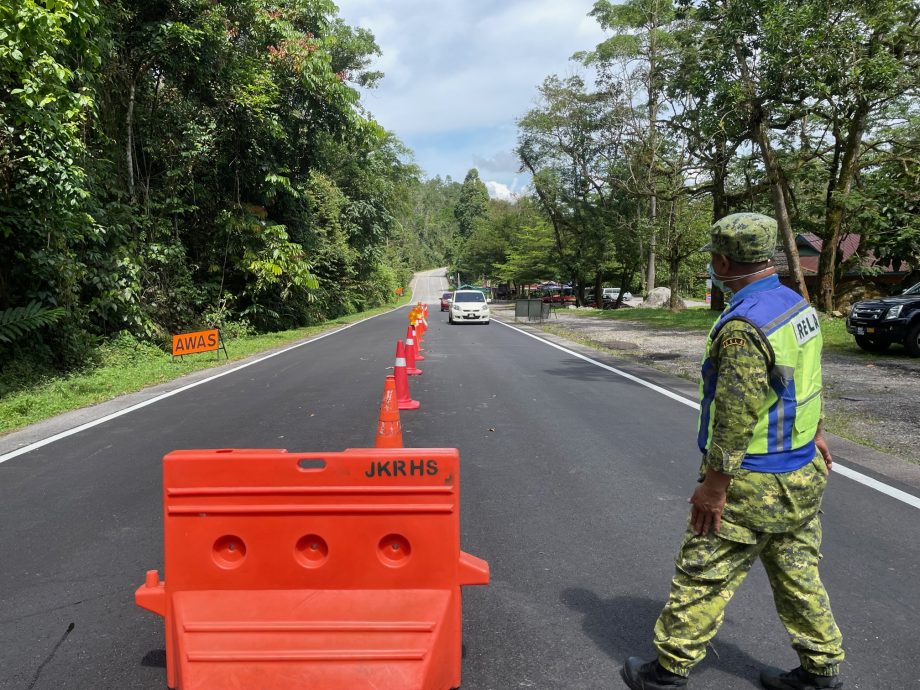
[0,299,409,435]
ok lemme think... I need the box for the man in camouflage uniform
[621,214,845,690]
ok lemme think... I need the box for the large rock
[642,287,684,309]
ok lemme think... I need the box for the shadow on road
[560,588,767,686]
[141,649,166,668]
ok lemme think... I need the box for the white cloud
[485,180,515,201]
[336,0,606,187]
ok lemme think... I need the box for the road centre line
[495,318,920,511]
[0,307,403,466]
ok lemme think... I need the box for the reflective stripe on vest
[697,280,823,473]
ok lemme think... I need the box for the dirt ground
[493,304,920,466]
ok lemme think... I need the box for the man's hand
[689,469,731,536]
[816,432,833,474]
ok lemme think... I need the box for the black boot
[760,666,842,690]
[621,657,689,689]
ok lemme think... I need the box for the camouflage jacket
[701,319,828,538]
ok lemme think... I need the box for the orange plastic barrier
[136,447,489,690]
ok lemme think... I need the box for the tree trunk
[712,137,729,221]
[732,42,807,300]
[594,272,603,308]
[667,199,681,310]
[816,101,870,312]
[645,32,659,296]
[710,137,729,311]
[126,81,136,200]
[669,255,682,310]
[753,114,808,300]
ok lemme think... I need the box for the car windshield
[903,282,920,295]
[454,292,485,303]
[441,292,452,299]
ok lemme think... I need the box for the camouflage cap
[701,213,777,263]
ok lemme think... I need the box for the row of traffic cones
[375,303,429,448]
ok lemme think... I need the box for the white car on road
[449,290,490,325]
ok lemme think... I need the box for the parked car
[440,292,453,311]
[846,281,920,356]
[449,290,490,324]
[602,287,633,302]
[540,290,576,307]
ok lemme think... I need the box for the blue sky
[335,0,606,199]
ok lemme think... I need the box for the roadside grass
[583,306,884,356]
[594,306,720,331]
[0,297,411,435]
[542,323,640,355]
[821,409,899,459]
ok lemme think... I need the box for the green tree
[0,0,432,373]
[0,0,100,361]
[454,169,490,239]
[581,0,678,294]
[518,73,650,303]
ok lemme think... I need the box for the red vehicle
[440,292,453,311]
[541,293,576,307]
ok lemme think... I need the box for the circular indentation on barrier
[294,534,329,568]
[212,535,246,569]
[377,534,411,567]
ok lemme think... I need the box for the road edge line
[494,318,700,410]
[0,307,404,465]
[494,317,920,511]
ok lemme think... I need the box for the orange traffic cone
[375,376,404,448]
[408,324,425,361]
[418,315,428,342]
[405,327,423,373]
[394,340,420,410]
[416,322,426,355]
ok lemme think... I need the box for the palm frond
[0,301,66,344]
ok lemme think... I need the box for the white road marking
[832,465,920,510]
[495,319,699,410]
[495,318,920,511]
[0,308,402,466]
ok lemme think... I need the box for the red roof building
[774,234,911,291]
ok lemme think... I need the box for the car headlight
[885,305,903,319]
[452,304,460,310]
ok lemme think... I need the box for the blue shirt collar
[730,273,780,303]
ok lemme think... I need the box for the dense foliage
[448,0,920,311]
[5,1,920,384]
[0,0,436,373]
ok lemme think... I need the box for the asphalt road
[1,268,918,689]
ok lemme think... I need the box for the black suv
[846,281,920,356]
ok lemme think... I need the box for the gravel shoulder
[493,303,920,467]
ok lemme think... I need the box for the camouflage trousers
[653,514,844,677]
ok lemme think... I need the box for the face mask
[707,263,731,298]
[708,262,772,298]
[707,263,724,291]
